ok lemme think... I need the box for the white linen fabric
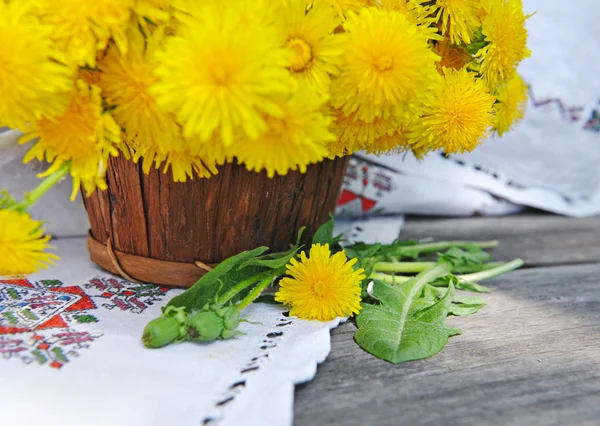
[0,238,340,426]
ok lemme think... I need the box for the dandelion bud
[222,307,240,331]
[187,311,223,342]
[142,315,181,348]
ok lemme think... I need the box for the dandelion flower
[331,8,439,123]
[282,0,346,94]
[432,0,481,45]
[33,0,133,67]
[493,73,528,136]
[381,0,442,41]
[478,0,531,89]
[275,243,365,321]
[20,82,122,200]
[151,3,291,146]
[334,110,397,149]
[233,91,333,177]
[0,2,73,130]
[0,210,58,276]
[364,129,410,155]
[407,68,495,154]
[98,28,179,154]
[162,150,217,182]
[309,0,373,20]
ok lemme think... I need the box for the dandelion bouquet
[0,0,530,277]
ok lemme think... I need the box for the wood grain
[85,156,348,270]
[294,263,600,426]
[399,213,600,267]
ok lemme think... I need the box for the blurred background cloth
[1,0,599,240]
[337,0,600,219]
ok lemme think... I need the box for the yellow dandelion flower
[135,0,171,25]
[151,3,291,146]
[478,0,531,89]
[233,91,333,178]
[32,0,133,67]
[331,8,439,123]
[309,0,373,20]
[432,0,481,45]
[334,110,397,148]
[161,150,217,182]
[98,28,179,153]
[407,68,495,154]
[275,243,365,321]
[19,82,121,200]
[0,210,58,276]
[364,129,410,155]
[282,0,346,94]
[493,73,528,136]
[433,39,472,73]
[0,2,73,130]
[381,0,442,41]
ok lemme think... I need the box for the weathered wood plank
[294,263,600,426]
[400,213,600,267]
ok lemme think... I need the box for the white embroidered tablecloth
[0,214,405,426]
[0,237,340,426]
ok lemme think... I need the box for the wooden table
[294,213,600,426]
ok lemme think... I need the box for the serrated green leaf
[448,304,486,316]
[456,280,493,293]
[312,216,335,245]
[453,295,487,305]
[166,246,269,311]
[354,264,460,364]
[438,246,490,268]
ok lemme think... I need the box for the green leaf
[438,246,491,268]
[448,304,486,316]
[312,215,343,247]
[456,280,493,293]
[355,264,460,364]
[166,246,269,311]
[430,275,493,293]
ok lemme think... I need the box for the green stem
[370,259,524,285]
[372,261,504,274]
[237,274,277,311]
[11,163,69,212]
[372,261,436,273]
[396,240,499,254]
[217,268,282,305]
[369,272,410,285]
[458,259,524,283]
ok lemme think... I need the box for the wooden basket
[83,155,348,287]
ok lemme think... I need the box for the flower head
[275,243,365,321]
[493,73,528,136]
[331,8,438,123]
[309,0,373,20]
[32,0,133,67]
[0,210,58,276]
[98,28,179,154]
[281,0,345,94]
[232,90,333,177]
[432,0,481,45]
[407,68,495,154]
[151,2,291,146]
[19,82,122,200]
[0,2,73,130]
[381,0,442,41]
[478,0,531,89]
